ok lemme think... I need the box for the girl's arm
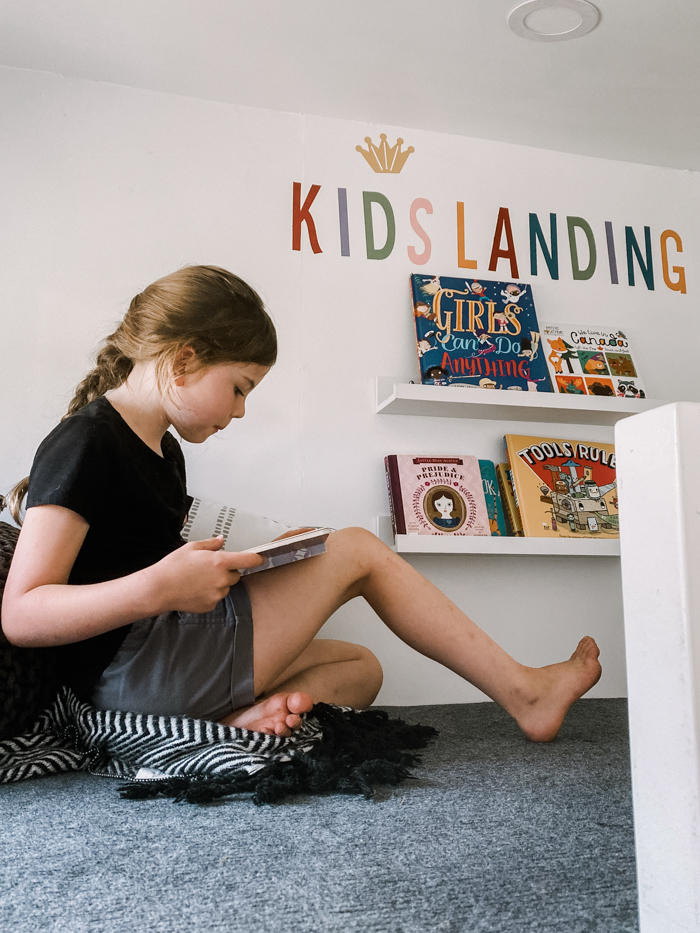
[2,504,263,648]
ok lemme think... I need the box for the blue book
[478,460,509,536]
[411,274,552,392]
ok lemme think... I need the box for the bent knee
[320,638,383,687]
[329,526,378,547]
[353,642,384,693]
[314,637,378,665]
[327,527,388,569]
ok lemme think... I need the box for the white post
[616,403,700,933]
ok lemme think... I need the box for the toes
[287,691,313,715]
[583,637,600,659]
[573,636,599,660]
[240,692,311,737]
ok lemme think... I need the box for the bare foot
[510,637,602,742]
[219,691,314,737]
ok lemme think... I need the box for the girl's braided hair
[6,265,277,525]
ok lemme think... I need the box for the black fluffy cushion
[0,521,60,739]
[119,703,439,805]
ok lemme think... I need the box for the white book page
[181,496,292,551]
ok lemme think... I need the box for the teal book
[479,460,509,536]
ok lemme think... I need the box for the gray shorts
[90,582,255,721]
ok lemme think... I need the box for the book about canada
[385,455,490,536]
[410,274,552,392]
[541,323,646,399]
[504,434,618,539]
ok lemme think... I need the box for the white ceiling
[1,0,698,172]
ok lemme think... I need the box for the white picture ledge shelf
[375,517,619,556]
[376,378,666,426]
[395,534,620,557]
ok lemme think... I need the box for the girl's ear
[172,346,197,385]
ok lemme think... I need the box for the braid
[64,294,141,419]
[5,478,28,526]
[63,333,134,419]
[6,327,134,524]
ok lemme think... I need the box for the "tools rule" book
[504,434,618,538]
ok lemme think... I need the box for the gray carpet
[0,698,638,933]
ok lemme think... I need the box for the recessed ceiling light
[508,0,600,42]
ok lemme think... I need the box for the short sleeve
[161,431,193,519]
[26,415,110,525]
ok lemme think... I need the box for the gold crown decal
[356,134,414,173]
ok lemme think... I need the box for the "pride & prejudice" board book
[385,455,490,536]
[541,323,646,399]
[411,274,552,392]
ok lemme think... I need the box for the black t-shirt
[26,397,192,698]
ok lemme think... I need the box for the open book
[181,496,333,574]
[238,527,334,575]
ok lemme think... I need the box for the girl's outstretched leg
[355,529,602,742]
[234,528,601,739]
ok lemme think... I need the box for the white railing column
[616,402,700,933]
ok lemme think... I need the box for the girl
[2,266,601,740]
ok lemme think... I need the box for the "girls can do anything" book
[385,455,490,536]
[411,274,552,392]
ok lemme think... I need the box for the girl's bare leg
[219,639,383,734]
[258,639,383,708]
[223,528,601,739]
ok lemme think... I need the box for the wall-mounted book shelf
[375,517,620,557]
[394,535,620,557]
[376,378,666,426]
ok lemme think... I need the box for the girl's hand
[148,537,264,614]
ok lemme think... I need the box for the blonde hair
[7,265,276,524]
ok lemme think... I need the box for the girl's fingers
[226,551,265,569]
[189,536,226,551]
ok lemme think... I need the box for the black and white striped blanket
[0,685,322,783]
[0,687,437,804]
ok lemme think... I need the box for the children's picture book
[238,528,334,575]
[478,460,508,536]
[541,323,646,399]
[385,455,490,536]
[495,462,522,536]
[504,434,618,538]
[411,274,552,392]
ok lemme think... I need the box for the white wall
[1,66,697,704]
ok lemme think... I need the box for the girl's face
[167,358,270,443]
